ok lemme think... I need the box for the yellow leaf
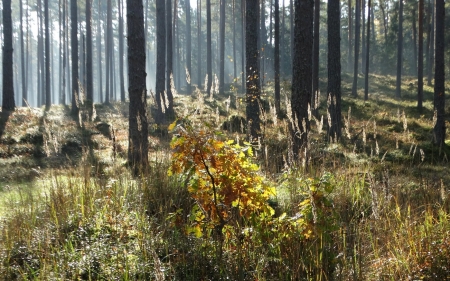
[168,120,178,132]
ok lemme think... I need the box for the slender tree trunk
[86,0,93,114]
[105,0,111,104]
[418,0,424,110]
[45,0,51,109]
[241,0,245,93]
[118,0,125,102]
[97,0,103,103]
[312,0,320,115]
[426,0,434,86]
[246,0,261,143]
[185,0,192,93]
[80,34,85,94]
[291,0,313,157]
[166,0,174,118]
[233,0,237,82]
[347,0,353,72]
[433,0,444,146]
[395,0,403,99]
[20,0,27,106]
[127,0,149,174]
[364,0,371,101]
[197,0,202,88]
[71,0,79,115]
[274,0,280,114]
[352,0,361,97]
[207,0,212,95]
[62,0,68,105]
[289,0,293,76]
[412,6,417,76]
[327,0,341,141]
[219,0,226,93]
[155,0,166,123]
[260,0,265,89]
[2,0,15,111]
[379,0,388,43]
[361,0,366,73]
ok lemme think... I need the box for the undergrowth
[0,73,449,280]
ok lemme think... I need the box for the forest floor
[0,73,450,280]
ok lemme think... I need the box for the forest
[0,0,449,280]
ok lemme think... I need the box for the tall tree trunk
[155,0,166,123]
[379,0,388,43]
[364,0,371,101]
[289,0,293,76]
[197,0,202,88]
[418,0,424,110]
[219,0,226,93]
[20,0,27,106]
[352,0,361,97]
[71,0,79,115]
[2,0,15,111]
[206,0,212,95]
[127,0,149,174]
[327,0,341,141]
[274,0,280,114]
[246,0,261,143]
[433,0,444,146]
[97,0,103,103]
[241,0,245,93]
[347,0,352,72]
[185,0,192,93]
[105,0,112,104]
[166,0,174,118]
[45,0,51,109]
[361,0,366,73]
[233,0,237,82]
[426,0,434,86]
[412,6,417,76]
[260,0,265,89]
[312,0,320,115]
[118,0,125,102]
[80,34,85,94]
[62,0,68,105]
[291,0,313,157]
[395,0,403,99]
[86,0,93,113]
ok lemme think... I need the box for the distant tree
[433,0,445,146]
[155,0,166,124]
[118,0,125,102]
[232,0,237,81]
[127,0,149,174]
[86,0,94,112]
[241,0,245,93]
[206,0,212,95]
[197,0,202,88]
[364,0,371,101]
[361,0,366,73]
[105,0,113,104]
[70,0,79,115]
[45,0,51,110]
[96,0,103,103]
[2,0,15,111]
[351,0,360,97]
[395,0,403,99]
[347,0,352,72]
[165,0,175,119]
[219,0,226,93]
[246,0,260,143]
[327,0,341,141]
[185,0,192,94]
[418,0,424,110]
[274,0,280,114]
[411,6,417,76]
[426,0,434,86]
[20,0,27,106]
[291,0,313,157]
[312,0,320,114]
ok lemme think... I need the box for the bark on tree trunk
[352,0,361,97]
[127,0,149,174]
[246,0,261,143]
[327,0,341,141]
[433,0,445,146]
[418,0,424,110]
[274,0,280,114]
[71,0,79,115]
[2,0,15,111]
[395,0,404,99]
